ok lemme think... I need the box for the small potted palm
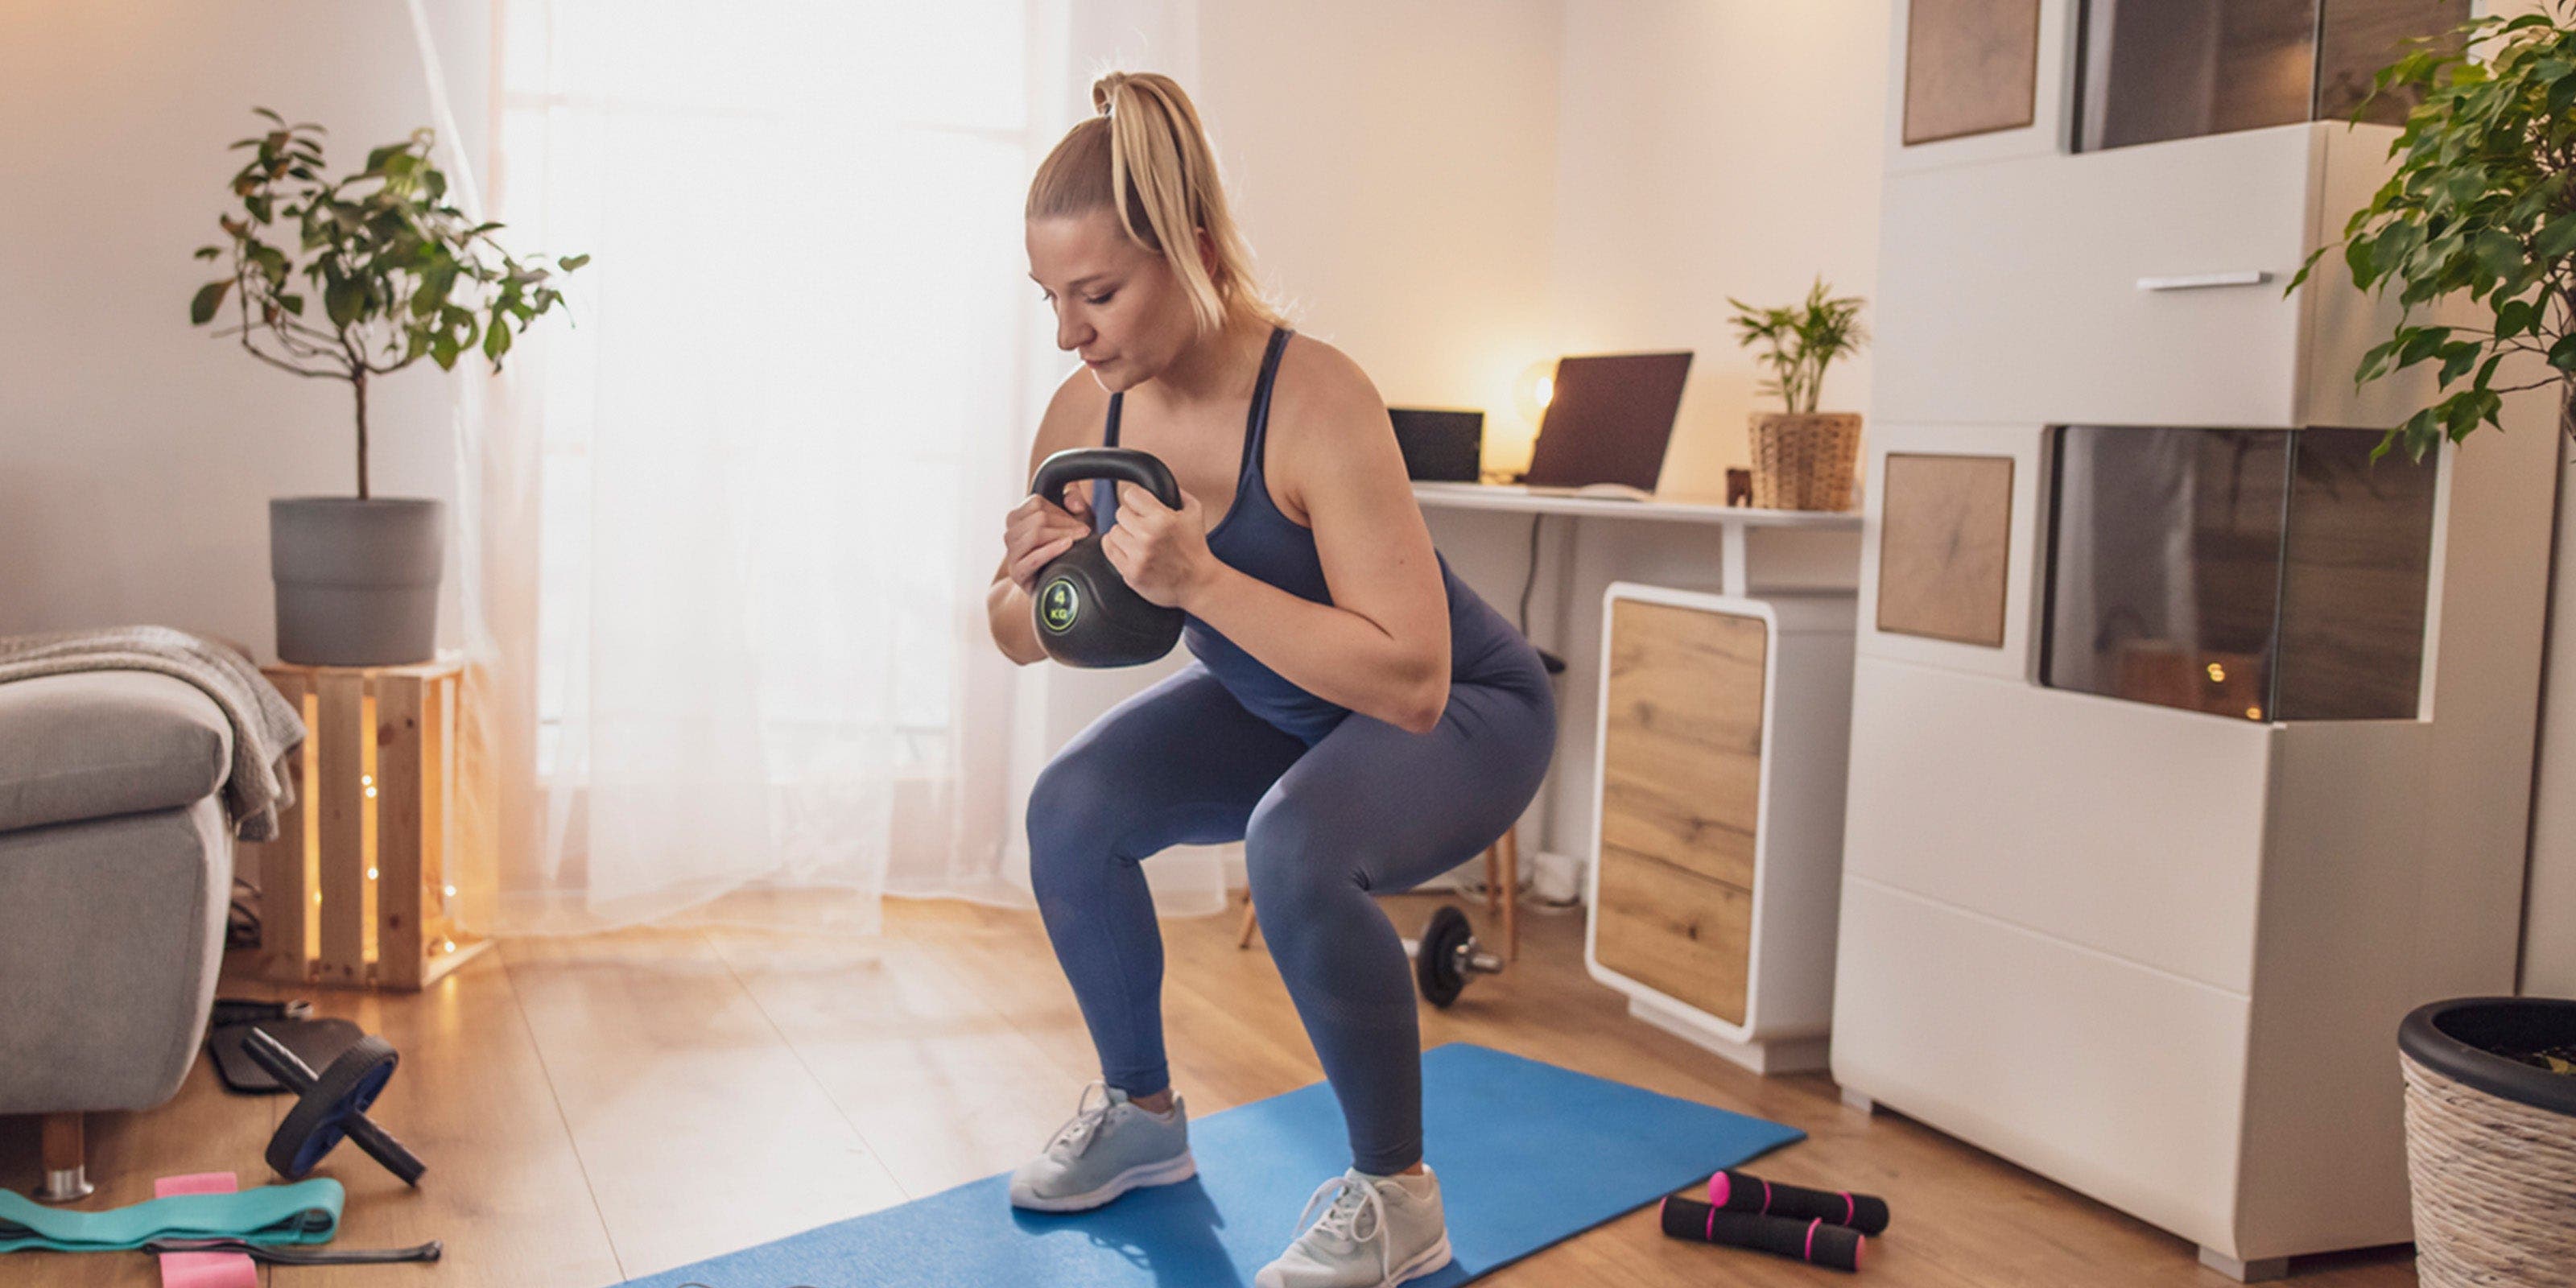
[1727,278,1868,510]
[192,107,585,666]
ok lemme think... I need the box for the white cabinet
[1835,39,2561,1282]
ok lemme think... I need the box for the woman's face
[1026,211,1196,393]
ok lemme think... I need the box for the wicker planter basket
[1748,411,1860,511]
[2398,997,2576,1288]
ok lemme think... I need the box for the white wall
[1550,2,1888,501]
[0,0,491,658]
[1199,1,1564,443]
[2520,443,2576,997]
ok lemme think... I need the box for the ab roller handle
[1026,447,1187,669]
[1661,1196,1866,1272]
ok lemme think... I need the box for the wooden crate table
[241,654,490,989]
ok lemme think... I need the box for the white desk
[1410,483,1864,897]
[1413,483,1862,601]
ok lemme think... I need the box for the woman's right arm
[986,374,1104,666]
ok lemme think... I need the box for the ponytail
[1026,72,1280,335]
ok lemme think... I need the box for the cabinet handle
[2136,270,2274,292]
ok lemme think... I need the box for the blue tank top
[1100,327,1540,745]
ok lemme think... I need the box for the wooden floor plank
[700,926,1092,1199]
[497,929,909,1280]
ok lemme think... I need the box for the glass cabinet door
[2075,0,2469,151]
[2042,425,2435,720]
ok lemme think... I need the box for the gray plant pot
[270,497,445,667]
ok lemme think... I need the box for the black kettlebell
[1028,447,1187,667]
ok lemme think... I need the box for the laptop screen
[1522,351,1693,492]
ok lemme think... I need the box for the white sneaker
[1007,1082,1197,1212]
[1254,1166,1454,1288]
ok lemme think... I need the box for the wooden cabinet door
[1596,599,1767,1026]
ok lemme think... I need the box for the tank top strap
[1239,326,1294,491]
[1104,391,1123,447]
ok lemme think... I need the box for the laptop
[1415,350,1692,502]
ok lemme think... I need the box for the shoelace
[1046,1081,1119,1159]
[1293,1174,1394,1286]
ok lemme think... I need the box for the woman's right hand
[1004,483,1094,596]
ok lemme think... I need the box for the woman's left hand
[1102,482,1218,609]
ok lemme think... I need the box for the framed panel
[1903,0,2044,145]
[1877,452,2016,646]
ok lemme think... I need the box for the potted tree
[2297,7,2576,1283]
[1727,278,1868,510]
[192,107,585,666]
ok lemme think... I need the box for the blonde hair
[1026,71,1281,336]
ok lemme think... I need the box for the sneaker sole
[1008,1151,1199,1212]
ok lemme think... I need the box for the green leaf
[558,253,588,271]
[2539,215,2576,262]
[2439,341,2482,387]
[324,275,359,328]
[2496,296,2538,338]
[2471,229,2524,283]
[2551,332,2576,373]
[189,279,231,324]
[483,315,513,362]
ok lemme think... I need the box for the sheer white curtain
[440,0,1055,936]
[410,0,1231,939]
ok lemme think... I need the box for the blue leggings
[1026,659,1555,1174]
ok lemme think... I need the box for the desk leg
[1720,525,1748,598]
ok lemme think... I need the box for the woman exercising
[988,72,1555,1288]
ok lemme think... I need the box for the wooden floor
[2,894,2417,1286]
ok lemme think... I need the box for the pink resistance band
[152,1173,258,1288]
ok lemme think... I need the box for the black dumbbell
[240,1026,426,1185]
[1406,905,1505,1009]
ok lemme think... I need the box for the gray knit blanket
[0,625,308,841]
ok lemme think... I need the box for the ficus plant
[1725,277,1868,416]
[2291,2,2576,459]
[191,107,588,497]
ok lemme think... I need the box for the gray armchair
[0,669,241,1201]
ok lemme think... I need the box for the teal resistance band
[0,1179,342,1253]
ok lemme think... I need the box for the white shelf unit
[1831,15,2562,1278]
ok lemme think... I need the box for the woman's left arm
[1102,359,1451,733]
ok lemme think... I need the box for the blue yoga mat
[617,1042,1802,1288]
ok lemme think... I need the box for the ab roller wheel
[242,1026,427,1185]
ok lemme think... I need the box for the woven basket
[1748,412,1860,510]
[2398,997,2576,1288]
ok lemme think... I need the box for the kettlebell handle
[1030,448,1183,514]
